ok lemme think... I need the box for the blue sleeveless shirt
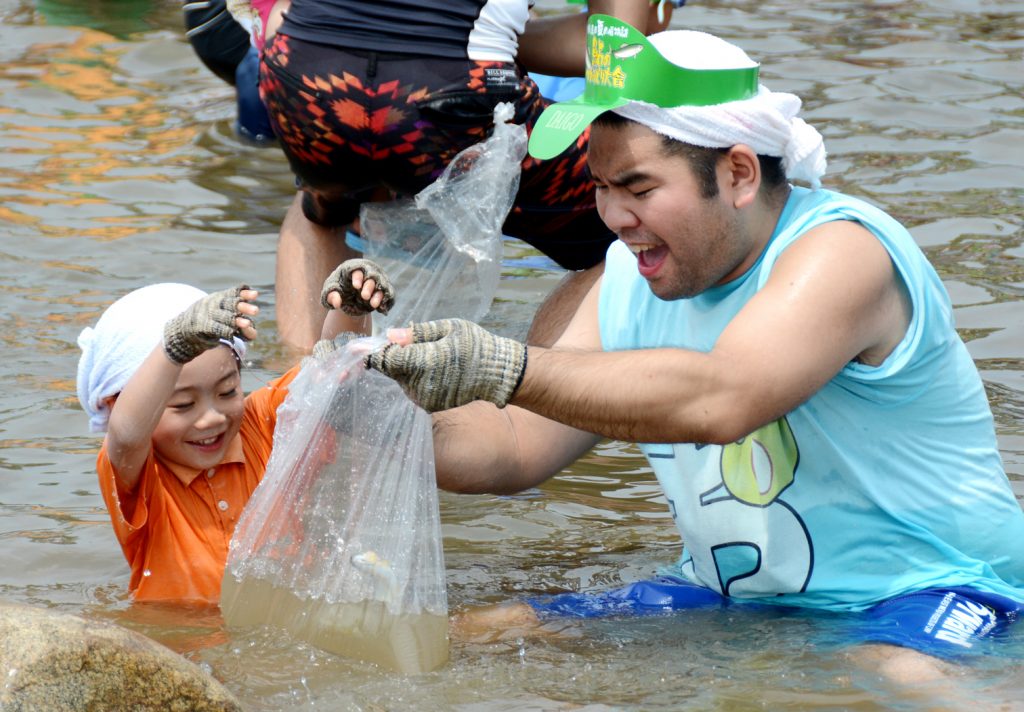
[598,186,1024,611]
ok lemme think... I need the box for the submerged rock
[0,602,241,711]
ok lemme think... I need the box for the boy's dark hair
[592,112,788,203]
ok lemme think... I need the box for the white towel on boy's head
[76,283,247,434]
[613,30,828,188]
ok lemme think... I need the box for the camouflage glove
[366,318,527,412]
[163,286,251,365]
[321,258,395,316]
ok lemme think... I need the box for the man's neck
[727,185,791,285]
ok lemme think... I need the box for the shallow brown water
[1,0,1022,709]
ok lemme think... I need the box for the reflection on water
[0,0,1021,708]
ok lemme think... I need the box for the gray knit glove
[366,318,527,412]
[311,337,339,361]
[163,286,251,365]
[321,258,395,316]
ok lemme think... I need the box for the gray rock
[0,602,242,711]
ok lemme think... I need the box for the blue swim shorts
[852,586,1022,659]
[526,577,1022,660]
[525,575,726,619]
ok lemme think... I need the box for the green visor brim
[527,97,627,161]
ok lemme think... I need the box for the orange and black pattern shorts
[260,34,613,270]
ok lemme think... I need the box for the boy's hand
[163,286,258,365]
[321,258,395,316]
[366,318,526,412]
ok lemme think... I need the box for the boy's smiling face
[152,346,244,471]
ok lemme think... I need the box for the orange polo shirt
[97,365,301,602]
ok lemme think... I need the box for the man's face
[151,347,244,471]
[589,122,751,301]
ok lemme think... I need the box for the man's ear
[722,145,760,209]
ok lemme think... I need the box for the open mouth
[628,243,669,279]
[189,433,225,452]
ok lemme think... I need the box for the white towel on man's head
[76,283,247,433]
[613,30,827,188]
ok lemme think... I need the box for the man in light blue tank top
[363,16,1024,674]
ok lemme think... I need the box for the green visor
[527,15,760,160]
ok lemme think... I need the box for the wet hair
[593,112,788,203]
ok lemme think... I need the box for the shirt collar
[160,433,246,487]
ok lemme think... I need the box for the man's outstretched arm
[374,220,911,448]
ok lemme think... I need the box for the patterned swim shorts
[260,34,615,270]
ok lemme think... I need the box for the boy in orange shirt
[76,262,391,602]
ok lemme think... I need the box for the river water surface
[1,0,1022,709]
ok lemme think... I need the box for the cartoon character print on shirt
[649,416,813,599]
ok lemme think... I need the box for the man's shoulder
[785,186,896,228]
[770,187,910,263]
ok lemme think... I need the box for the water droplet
[8,668,17,677]
[233,647,242,655]
[199,662,213,675]
[142,569,152,577]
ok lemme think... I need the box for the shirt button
[207,469,215,478]
[217,500,229,511]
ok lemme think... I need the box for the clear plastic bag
[360,100,526,329]
[221,104,527,673]
[221,340,448,673]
